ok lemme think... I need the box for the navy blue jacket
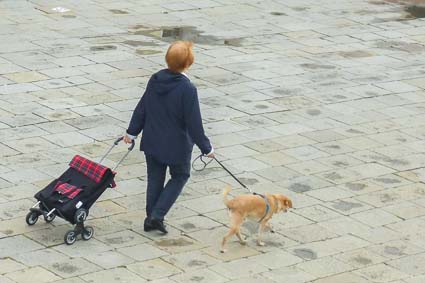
[126,69,212,164]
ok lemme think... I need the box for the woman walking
[123,41,214,234]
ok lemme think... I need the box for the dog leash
[192,154,270,222]
[192,154,252,193]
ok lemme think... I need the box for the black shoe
[150,218,168,234]
[144,217,154,232]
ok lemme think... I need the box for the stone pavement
[1,0,425,282]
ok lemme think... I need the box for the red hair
[165,41,194,73]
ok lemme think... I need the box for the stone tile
[369,240,425,260]
[3,137,59,153]
[334,248,387,268]
[382,201,425,219]
[285,160,333,175]
[255,166,301,182]
[46,132,93,147]
[80,267,145,283]
[127,259,181,281]
[311,272,371,283]
[283,145,329,161]
[170,268,227,283]
[280,224,338,244]
[296,256,353,278]
[253,151,298,166]
[351,208,402,227]
[5,267,60,283]
[0,275,15,283]
[154,236,207,254]
[0,235,44,257]
[250,250,303,269]
[53,239,112,257]
[84,250,134,269]
[172,215,222,233]
[262,266,317,283]
[12,249,68,267]
[0,259,26,275]
[209,257,269,280]
[3,71,49,83]
[354,263,410,282]
[306,186,354,202]
[45,258,101,279]
[117,243,168,261]
[294,205,342,222]
[162,250,220,271]
[96,229,149,248]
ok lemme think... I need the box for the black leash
[192,154,252,193]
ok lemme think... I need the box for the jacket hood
[150,69,187,95]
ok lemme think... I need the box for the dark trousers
[145,154,190,221]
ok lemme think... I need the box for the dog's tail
[223,186,232,208]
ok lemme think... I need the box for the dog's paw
[220,249,227,253]
[257,241,265,246]
[239,240,247,246]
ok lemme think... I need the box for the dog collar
[253,193,270,223]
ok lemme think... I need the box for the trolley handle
[114,136,135,151]
[99,136,135,170]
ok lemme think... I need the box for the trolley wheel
[81,226,94,241]
[74,208,87,224]
[44,213,56,223]
[26,211,39,226]
[64,230,77,245]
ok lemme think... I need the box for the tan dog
[221,186,292,253]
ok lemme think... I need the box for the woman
[123,41,214,234]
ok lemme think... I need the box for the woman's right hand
[206,152,215,158]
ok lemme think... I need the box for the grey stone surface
[1,0,425,281]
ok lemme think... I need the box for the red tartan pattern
[54,181,82,199]
[69,155,116,188]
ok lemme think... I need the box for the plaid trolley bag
[25,137,135,245]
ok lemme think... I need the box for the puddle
[384,246,405,255]
[188,260,207,267]
[370,0,425,20]
[294,248,317,260]
[406,5,425,18]
[292,7,309,11]
[110,9,128,14]
[90,45,117,51]
[123,40,158,47]
[52,262,79,274]
[238,178,259,186]
[132,26,244,46]
[338,50,374,58]
[374,177,401,184]
[136,49,162,55]
[301,63,335,70]
[376,40,425,52]
[354,256,373,265]
[270,11,286,16]
[181,223,196,230]
[307,109,321,116]
[156,238,193,247]
[346,183,366,191]
[332,200,363,211]
[289,183,311,193]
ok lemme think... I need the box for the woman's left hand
[123,135,133,144]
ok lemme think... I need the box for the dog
[221,186,292,253]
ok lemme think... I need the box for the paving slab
[2,0,425,282]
